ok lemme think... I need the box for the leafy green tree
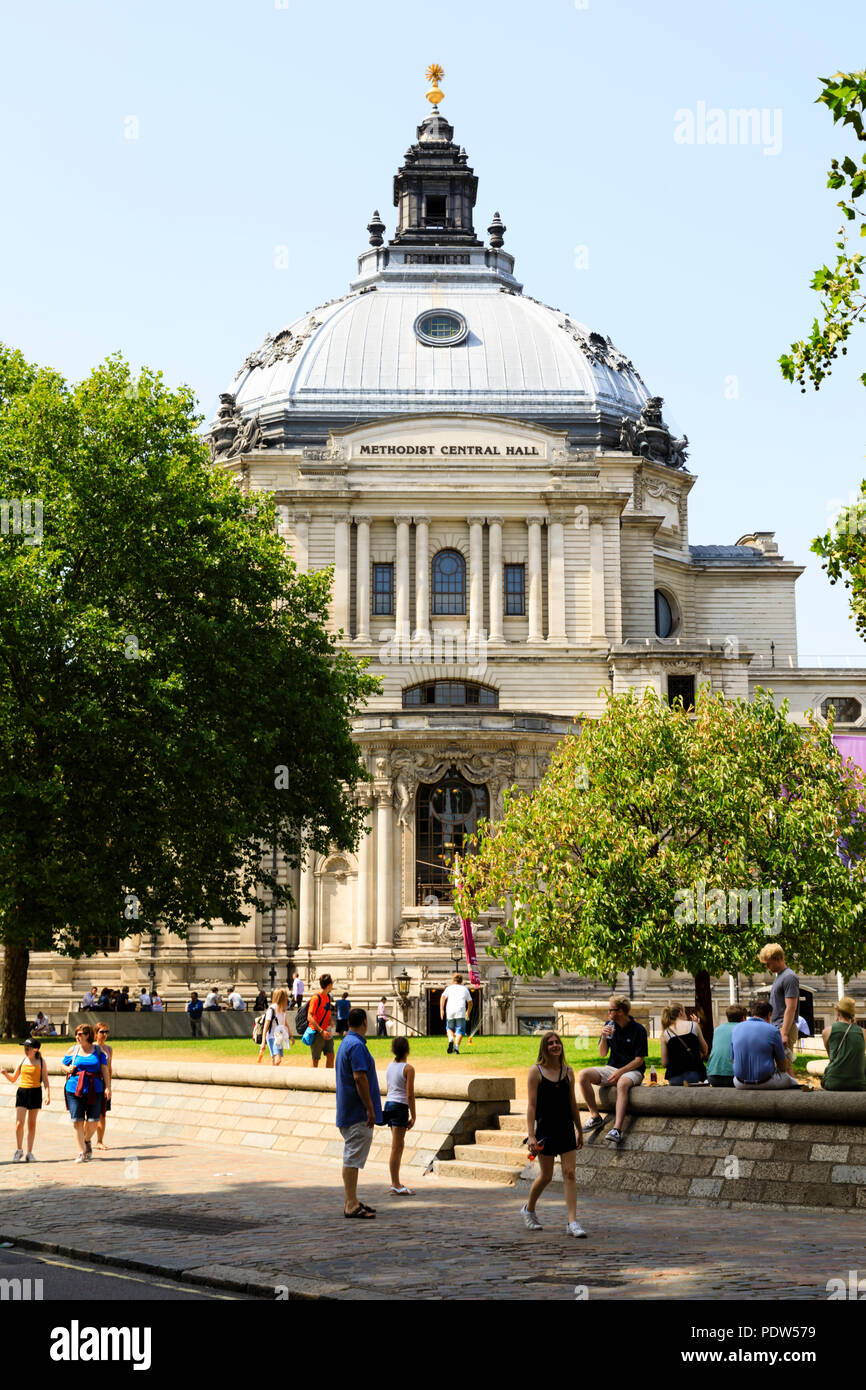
[780,72,866,638]
[0,346,378,1036]
[455,689,866,1039]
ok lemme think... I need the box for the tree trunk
[694,969,714,1048]
[0,943,30,1038]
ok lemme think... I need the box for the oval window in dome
[414,310,468,346]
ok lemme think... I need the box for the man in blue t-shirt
[334,991,351,1037]
[335,1008,382,1218]
[186,992,204,1038]
[731,999,800,1089]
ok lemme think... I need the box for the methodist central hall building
[26,79,866,1031]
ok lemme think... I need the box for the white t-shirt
[442,984,472,1020]
[139,992,151,1007]
[82,992,95,1009]
[228,992,244,1010]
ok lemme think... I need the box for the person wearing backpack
[256,988,292,1065]
[306,974,335,1069]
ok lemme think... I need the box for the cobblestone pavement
[1,1108,863,1301]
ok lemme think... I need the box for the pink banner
[461,916,480,987]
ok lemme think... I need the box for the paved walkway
[2,1108,863,1300]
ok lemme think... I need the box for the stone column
[468,514,485,641]
[590,520,607,642]
[354,515,371,643]
[298,857,316,949]
[376,787,393,948]
[293,510,310,573]
[394,515,411,645]
[286,863,301,949]
[332,513,350,636]
[527,515,545,644]
[487,515,504,643]
[547,516,567,644]
[355,788,374,947]
[414,515,430,642]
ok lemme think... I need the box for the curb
[0,1233,336,1300]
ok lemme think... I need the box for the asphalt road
[0,1245,248,1300]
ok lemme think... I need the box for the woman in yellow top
[2,1038,50,1161]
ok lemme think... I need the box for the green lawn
[22,1033,822,1076]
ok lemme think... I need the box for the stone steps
[438,1099,528,1185]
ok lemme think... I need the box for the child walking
[2,1039,50,1161]
[383,1037,416,1195]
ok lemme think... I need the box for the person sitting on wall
[578,995,648,1143]
[822,996,866,1092]
[706,1004,748,1087]
[731,1000,802,1089]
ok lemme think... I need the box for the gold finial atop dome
[425,63,445,107]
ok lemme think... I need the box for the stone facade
[17,97,866,1029]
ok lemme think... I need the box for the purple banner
[461,916,480,987]
[833,734,866,779]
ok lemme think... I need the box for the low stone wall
[67,1010,253,1040]
[560,1086,866,1210]
[37,1059,514,1172]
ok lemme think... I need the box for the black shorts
[382,1101,410,1128]
[15,1088,42,1111]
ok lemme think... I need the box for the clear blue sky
[2,0,865,658]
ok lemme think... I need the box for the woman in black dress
[521,1031,586,1237]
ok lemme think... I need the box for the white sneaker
[521,1203,543,1230]
[74,1153,86,1163]
[605,1127,623,1143]
[12,1149,23,1163]
[24,1153,35,1162]
[566,1220,587,1238]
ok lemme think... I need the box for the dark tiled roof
[690,545,764,563]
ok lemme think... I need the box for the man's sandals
[344,1202,376,1219]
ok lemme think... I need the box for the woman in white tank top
[383,1037,416,1195]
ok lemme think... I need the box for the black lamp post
[395,968,411,1023]
[495,973,513,1024]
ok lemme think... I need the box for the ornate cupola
[390,65,482,247]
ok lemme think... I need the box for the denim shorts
[447,1016,467,1036]
[66,1092,102,1122]
[382,1101,410,1128]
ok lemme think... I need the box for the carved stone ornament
[235,317,322,378]
[207,393,263,462]
[390,748,517,826]
[302,444,346,463]
[559,317,643,380]
[619,397,689,470]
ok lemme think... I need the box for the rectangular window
[504,563,526,616]
[667,675,695,710]
[372,563,394,616]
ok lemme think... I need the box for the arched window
[432,549,466,615]
[403,681,498,708]
[415,768,489,907]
